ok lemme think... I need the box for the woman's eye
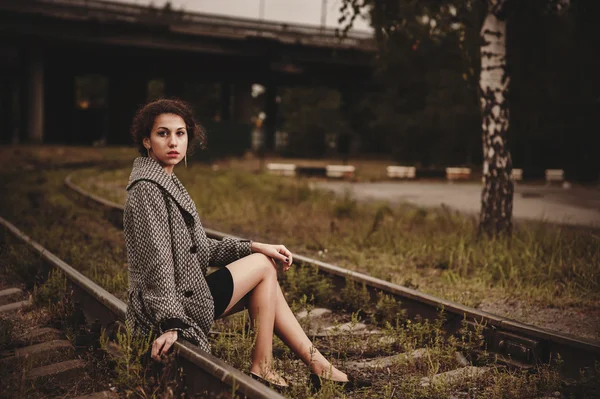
[158,131,167,136]
[177,131,186,136]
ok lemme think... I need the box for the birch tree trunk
[479,0,514,237]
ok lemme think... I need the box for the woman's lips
[167,152,179,157]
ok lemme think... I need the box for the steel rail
[0,215,285,399]
[63,172,600,377]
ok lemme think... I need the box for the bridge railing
[24,0,375,50]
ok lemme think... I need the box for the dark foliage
[336,0,599,181]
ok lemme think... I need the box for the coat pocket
[180,293,214,332]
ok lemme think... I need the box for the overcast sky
[110,0,372,32]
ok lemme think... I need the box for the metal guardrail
[3,0,375,50]
[63,172,600,377]
[0,215,285,399]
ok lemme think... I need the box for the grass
[0,169,129,300]
[0,146,599,397]
[73,162,600,317]
[99,323,186,398]
[1,144,136,173]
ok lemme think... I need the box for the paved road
[315,181,600,229]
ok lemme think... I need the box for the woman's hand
[251,242,293,271]
[151,330,178,361]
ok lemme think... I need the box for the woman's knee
[248,253,277,279]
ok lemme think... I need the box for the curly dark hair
[130,98,207,157]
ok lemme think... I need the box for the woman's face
[143,113,188,173]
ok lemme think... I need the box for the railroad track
[0,215,286,398]
[2,168,597,398]
[0,266,111,397]
[63,172,600,376]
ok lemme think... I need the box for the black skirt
[205,267,234,319]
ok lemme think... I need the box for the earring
[184,154,187,168]
[146,147,150,157]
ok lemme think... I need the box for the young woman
[123,99,363,390]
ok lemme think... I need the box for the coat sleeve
[124,180,197,335]
[207,237,253,267]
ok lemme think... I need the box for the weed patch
[99,323,184,397]
[280,264,333,307]
[76,164,600,321]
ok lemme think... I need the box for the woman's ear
[142,136,150,149]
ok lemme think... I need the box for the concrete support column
[26,47,44,143]
[0,76,13,144]
[220,82,232,121]
[264,83,278,152]
[10,76,23,145]
[0,44,19,144]
[232,83,253,124]
[108,73,147,145]
[44,67,74,144]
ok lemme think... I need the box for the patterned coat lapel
[126,156,196,217]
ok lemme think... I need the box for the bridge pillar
[263,83,278,152]
[44,67,74,144]
[232,83,253,124]
[25,47,44,143]
[0,43,18,144]
[108,74,147,145]
[0,75,16,144]
[0,79,9,144]
[220,82,231,121]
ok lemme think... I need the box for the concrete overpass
[0,0,376,147]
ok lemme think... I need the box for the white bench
[545,169,564,183]
[266,163,296,177]
[326,165,355,179]
[386,166,416,179]
[511,168,523,181]
[446,167,471,181]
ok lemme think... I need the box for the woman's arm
[124,181,197,341]
[207,238,293,270]
[206,236,252,266]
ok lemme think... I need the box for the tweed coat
[123,156,252,353]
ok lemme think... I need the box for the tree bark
[479,0,514,238]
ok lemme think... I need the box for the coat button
[184,290,193,298]
[190,245,198,253]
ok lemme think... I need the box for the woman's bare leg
[221,253,348,382]
[272,282,348,381]
[222,254,285,384]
